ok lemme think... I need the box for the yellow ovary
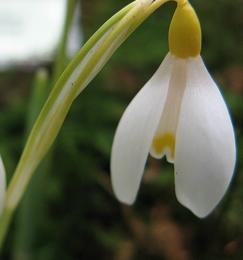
[169,2,201,58]
[152,133,176,161]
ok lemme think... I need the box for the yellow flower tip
[152,133,176,161]
[169,2,201,59]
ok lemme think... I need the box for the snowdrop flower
[111,1,236,218]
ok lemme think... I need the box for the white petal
[175,56,236,218]
[0,156,6,215]
[111,53,174,204]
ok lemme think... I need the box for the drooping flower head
[111,0,236,218]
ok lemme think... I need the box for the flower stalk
[0,0,181,248]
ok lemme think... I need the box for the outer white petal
[0,156,6,215]
[111,53,174,204]
[175,56,236,218]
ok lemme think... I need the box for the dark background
[0,0,242,259]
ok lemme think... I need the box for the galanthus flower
[111,1,236,217]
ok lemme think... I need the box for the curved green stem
[5,1,137,210]
[0,1,136,249]
[0,0,178,249]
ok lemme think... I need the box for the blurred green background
[0,0,242,259]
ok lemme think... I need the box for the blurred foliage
[0,0,242,259]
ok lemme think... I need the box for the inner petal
[150,57,187,163]
[152,133,175,163]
